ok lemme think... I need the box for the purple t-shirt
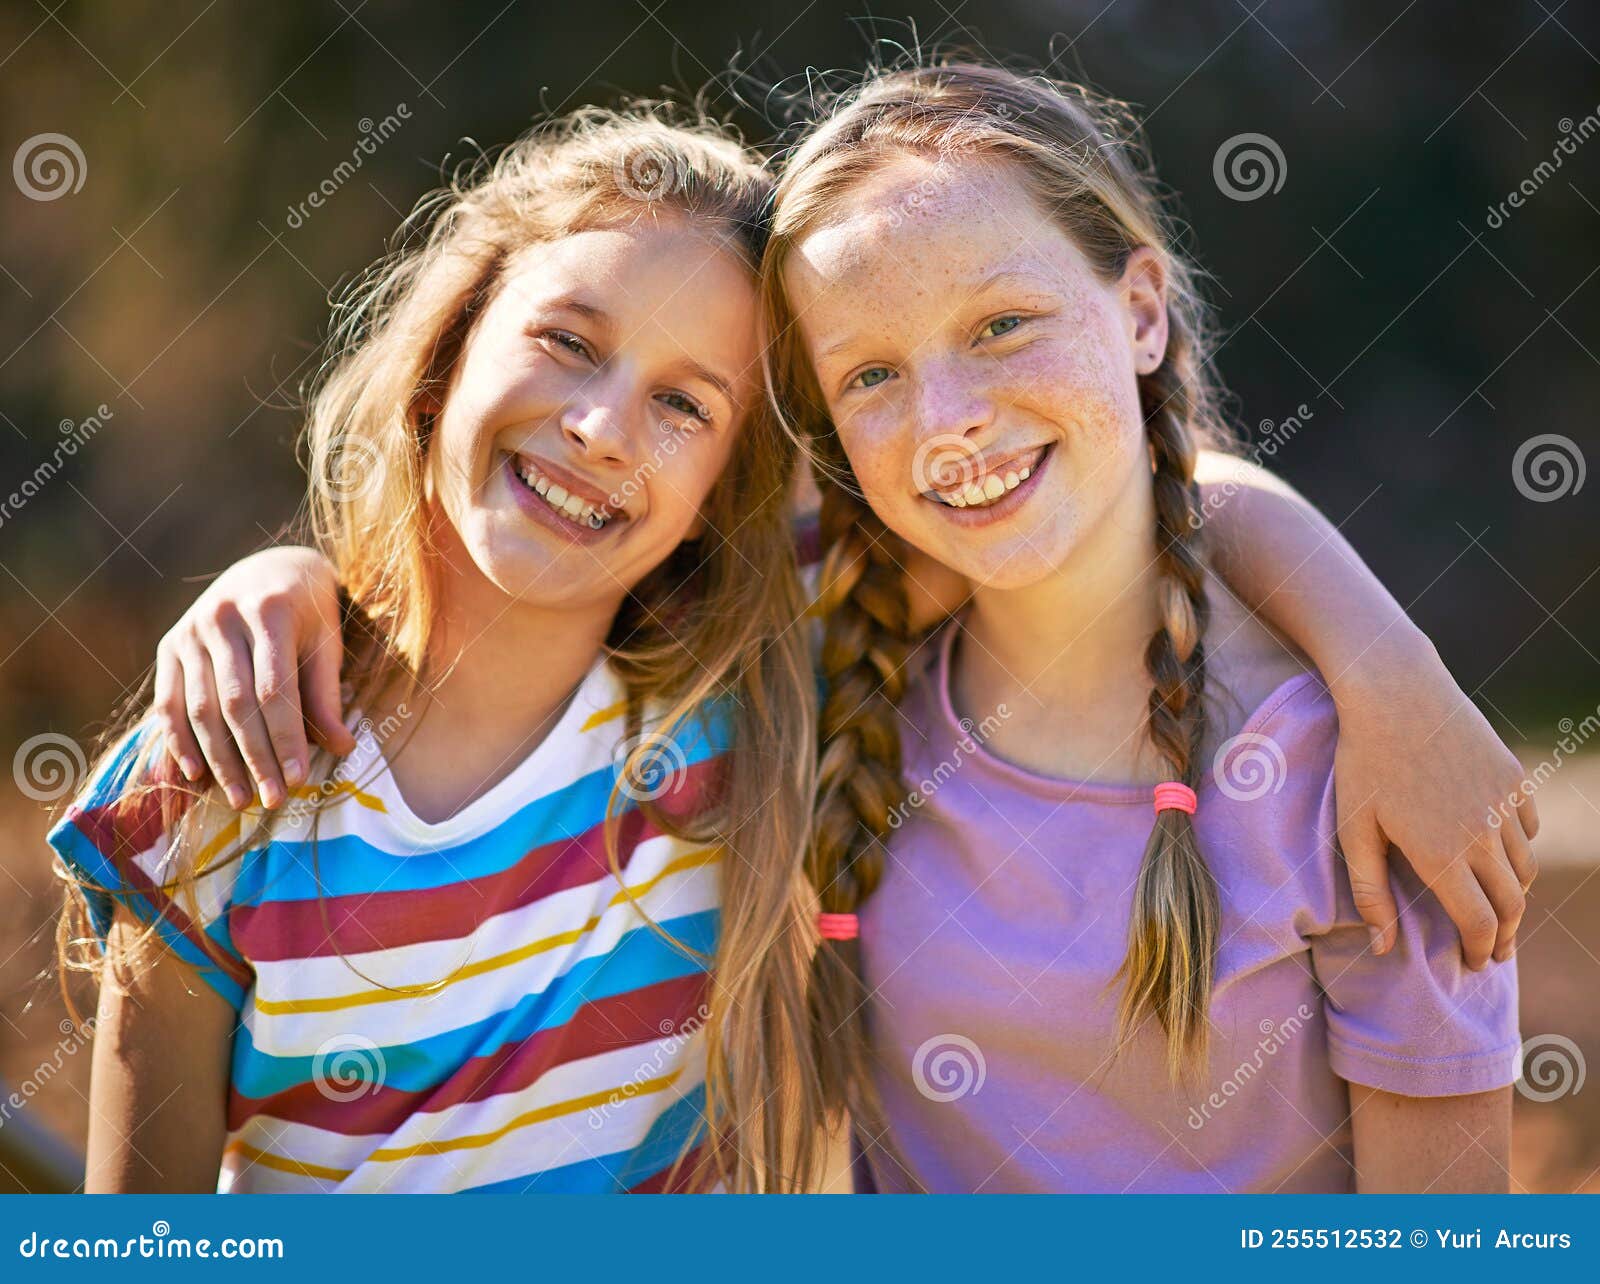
[857,621,1521,1193]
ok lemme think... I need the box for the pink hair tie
[1153,782,1198,816]
[817,912,859,941]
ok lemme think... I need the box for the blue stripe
[460,1084,709,1193]
[49,818,247,1012]
[227,721,728,906]
[231,909,718,1099]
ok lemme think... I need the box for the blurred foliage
[2,0,1597,760]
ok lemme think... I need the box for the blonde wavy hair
[60,105,828,1193]
[760,60,1235,1138]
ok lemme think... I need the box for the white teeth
[982,475,1005,501]
[1003,471,1020,491]
[1019,466,1030,481]
[935,456,1040,508]
[513,459,613,529]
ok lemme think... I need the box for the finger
[181,641,255,811]
[1516,790,1540,842]
[1340,814,1399,956]
[302,628,355,756]
[1427,859,1499,972]
[152,638,206,783]
[200,625,287,809]
[247,604,312,789]
[1500,812,1537,893]
[1478,833,1528,964]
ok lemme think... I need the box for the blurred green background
[1,0,1596,1192]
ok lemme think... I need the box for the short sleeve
[47,724,254,1011]
[1310,849,1521,1098]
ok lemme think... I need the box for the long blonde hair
[60,106,827,1192]
[761,61,1233,1123]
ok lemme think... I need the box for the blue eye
[854,367,893,389]
[983,316,1023,339]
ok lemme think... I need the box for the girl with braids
[765,61,1524,1192]
[144,65,1533,1193]
[50,108,827,1193]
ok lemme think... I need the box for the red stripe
[226,971,709,1135]
[230,756,723,961]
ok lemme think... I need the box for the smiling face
[427,215,759,612]
[784,154,1170,591]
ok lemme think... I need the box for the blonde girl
[146,67,1534,1192]
[52,108,828,1194]
[767,60,1531,1192]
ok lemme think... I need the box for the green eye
[855,367,892,389]
[660,392,707,425]
[983,316,1022,338]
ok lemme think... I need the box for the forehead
[787,155,1078,302]
[497,218,760,369]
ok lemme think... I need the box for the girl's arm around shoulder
[84,909,233,1193]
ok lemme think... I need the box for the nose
[559,387,632,467]
[912,356,995,450]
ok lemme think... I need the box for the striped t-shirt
[49,657,725,1193]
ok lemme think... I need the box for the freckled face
[784,156,1159,591]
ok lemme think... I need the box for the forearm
[1198,450,1432,695]
[85,915,232,1193]
[1348,1083,1511,1192]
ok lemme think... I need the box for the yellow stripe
[189,815,242,876]
[226,1140,351,1183]
[252,846,721,1016]
[222,1071,683,1179]
[579,697,628,733]
[366,1072,680,1163]
[287,779,388,813]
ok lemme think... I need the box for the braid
[806,465,916,1147]
[1111,332,1220,1084]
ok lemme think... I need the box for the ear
[1120,246,1169,376]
